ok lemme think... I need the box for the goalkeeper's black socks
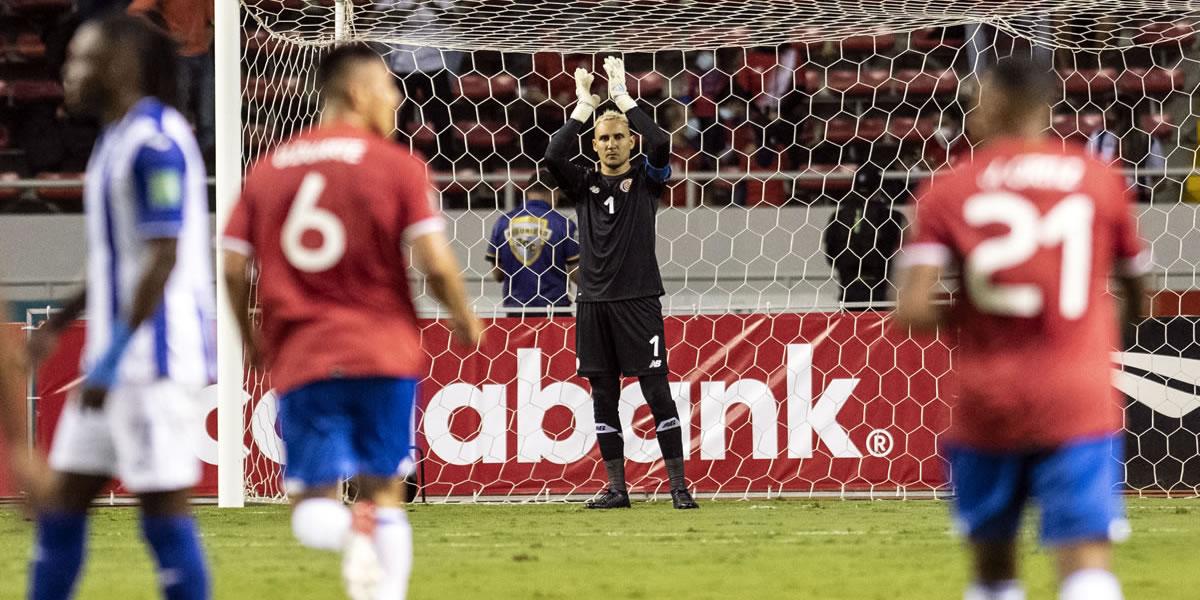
[664,457,687,491]
[604,458,628,493]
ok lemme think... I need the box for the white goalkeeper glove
[571,67,602,123]
[604,56,637,113]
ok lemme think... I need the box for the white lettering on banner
[700,380,778,459]
[516,348,596,464]
[196,384,285,466]
[420,343,865,464]
[787,344,863,458]
[425,383,507,463]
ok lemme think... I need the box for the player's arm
[1116,273,1148,326]
[604,56,670,173]
[221,250,261,367]
[486,219,506,283]
[894,264,945,331]
[81,135,187,406]
[544,68,601,186]
[411,230,483,347]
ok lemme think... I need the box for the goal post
[218,0,1200,503]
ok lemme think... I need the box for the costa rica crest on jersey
[620,178,633,193]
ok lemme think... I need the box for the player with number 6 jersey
[895,59,1147,600]
[221,44,481,600]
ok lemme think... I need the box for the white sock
[372,507,412,600]
[292,498,352,551]
[965,580,1025,600]
[1060,569,1122,600]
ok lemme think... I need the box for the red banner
[416,311,952,497]
[21,312,953,498]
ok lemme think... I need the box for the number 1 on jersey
[650,335,659,357]
[281,172,347,272]
[603,196,615,214]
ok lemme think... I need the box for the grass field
[0,498,1196,599]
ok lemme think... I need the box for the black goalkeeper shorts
[575,296,668,377]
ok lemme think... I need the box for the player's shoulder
[119,98,192,152]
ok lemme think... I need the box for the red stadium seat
[629,71,666,98]
[735,51,783,101]
[1052,112,1105,141]
[34,172,83,204]
[455,74,519,102]
[892,69,957,96]
[8,0,71,12]
[1,33,47,62]
[0,79,64,103]
[911,27,966,51]
[0,172,19,203]
[807,35,896,53]
[1117,68,1185,95]
[403,122,437,147]
[1058,68,1117,95]
[461,121,518,151]
[824,116,886,143]
[243,77,301,102]
[1133,22,1197,47]
[1140,112,1176,139]
[807,68,890,95]
[793,163,857,192]
[888,115,939,140]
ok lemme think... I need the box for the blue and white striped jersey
[83,97,215,386]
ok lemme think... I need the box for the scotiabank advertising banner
[13,313,1198,499]
[416,312,952,497]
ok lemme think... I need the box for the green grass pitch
[0,498,1196,599]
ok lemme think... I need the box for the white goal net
[233,0,1200,502]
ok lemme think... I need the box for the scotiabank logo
[424,344,867,465]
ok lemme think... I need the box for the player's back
[913,137,1144,449]
[234,124,441,393]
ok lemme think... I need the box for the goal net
[233,0,1200,502]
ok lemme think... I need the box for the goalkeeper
[544,57,697,510]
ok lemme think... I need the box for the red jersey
[222,124,443,395]
[903,137,1147,451]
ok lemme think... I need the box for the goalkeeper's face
[592,120,636,171]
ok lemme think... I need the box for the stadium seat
[1058,68,1118,95]
[34,172,83,205]
[629,71,667,99]
[1140,112,1177,139]
[7,0,71,12]
[807,34,896,53]
[806,68,890,95]
[0,172,18,203]
[0,79,64,103]
[403,122,438,147]
[243,29,296,56]
[892,69,958,96]
[243,77,302,102]
[1051,112,1105,141]
[910,27,966,51]
[461,121,518,151]
[1117,67,1185,95]
[1133,22,1196,47]
[455,74,519,102]
[0,33,47,62]
[735,52,784,102]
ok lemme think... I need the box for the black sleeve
[545,119,589,199]
[624,105,670,171]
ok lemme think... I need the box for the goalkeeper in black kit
[545,56,698,510]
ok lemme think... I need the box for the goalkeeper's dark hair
[317,43,385,101]
[526,167,559,196]
[93,13,180,108]
[984,57,1056,107]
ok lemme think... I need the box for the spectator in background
[127,0,215,163]
[485,168,579,317]
[1086,108,1165,202]
[378,0,467,173]
[823,166,907,309]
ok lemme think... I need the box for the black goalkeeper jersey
[544,106,672,303]
[566,161,666,302]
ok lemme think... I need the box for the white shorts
[49,380,202,493]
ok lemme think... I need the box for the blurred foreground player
[222,44,482,600]
[27,15,215,600]
[895,59,1148,600]
[545,57,697,510]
